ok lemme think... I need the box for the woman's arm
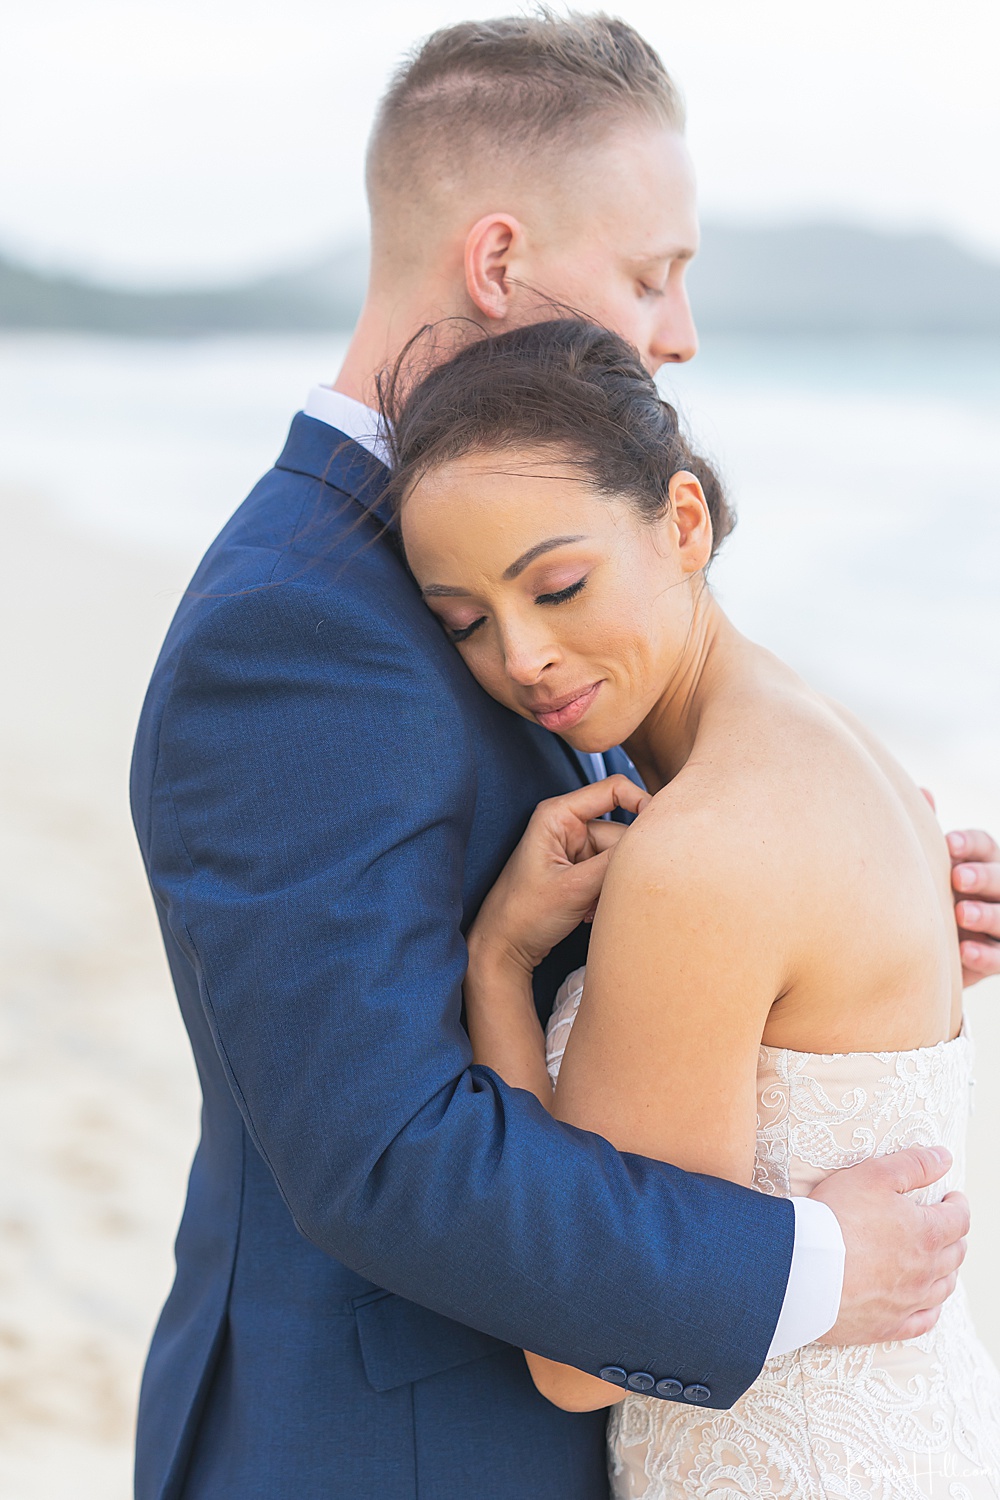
[554,799,784,1174]
[463,779,783,1411]
[529,794,787,1409]
[463,777,652,1411]
[464,937,552,1107]
[464,776,647,1107]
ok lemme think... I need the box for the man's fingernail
[961,903,983,925]
[931,1146,950,1164]
[956,865,976,890]
[963,943,982,964]
[948,832,966,854]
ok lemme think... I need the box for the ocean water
[3,329,997,815]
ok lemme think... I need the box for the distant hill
[687,223,1000,336]
[0,242,369,335]
[2,224,999,337]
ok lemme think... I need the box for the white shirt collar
[303,385,391,467]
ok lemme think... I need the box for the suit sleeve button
[655,1378,684,1399]
[599,1367,628,1386]
[683,1383,712,1403]
[626,1371,656,1392]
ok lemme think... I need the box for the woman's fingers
[542,775,650,831]
[565,846,615,917]
[585,820,629,855]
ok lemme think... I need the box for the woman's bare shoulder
[600,756,795,937]
[601,677,881,945]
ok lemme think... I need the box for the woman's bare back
[667,636,965,1057]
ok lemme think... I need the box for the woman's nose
[501,625,560,684]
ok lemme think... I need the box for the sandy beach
[0,483,201,1498]
[2,333,998,1499]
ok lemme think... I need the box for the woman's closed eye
[536,576,587,606]
[441,576,588,644]
[449,616,486,643]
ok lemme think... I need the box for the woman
[382,319,1000,1497]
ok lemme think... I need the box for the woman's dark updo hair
[380,318,734,559]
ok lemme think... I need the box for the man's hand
[946,829,1000,985]
[811,1146,969,1345]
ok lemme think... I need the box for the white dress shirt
[303,384,392,466]
[303,384,847,1357]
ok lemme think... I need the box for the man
[131,15,1000,1499]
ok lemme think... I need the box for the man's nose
[650,284,698,368]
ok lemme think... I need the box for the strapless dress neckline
[545,969,1000,1499]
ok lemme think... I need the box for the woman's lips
[529,681,603,733]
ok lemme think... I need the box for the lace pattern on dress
[543,970,1000,1499]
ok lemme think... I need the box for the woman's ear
[667,471,714,575]
[464,213,524,322]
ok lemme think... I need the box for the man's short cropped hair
[366,9,685,221]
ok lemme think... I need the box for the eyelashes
[447,576,588,644]
[450,617,486,643]
[536,576,587,607]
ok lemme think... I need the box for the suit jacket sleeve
[140,571,794,1407]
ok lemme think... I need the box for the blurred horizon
[6,219,1000,338]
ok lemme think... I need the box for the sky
[2,0,999,286]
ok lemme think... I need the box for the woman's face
[400,447,711,754]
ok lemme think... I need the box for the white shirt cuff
[766,1197,846,1358]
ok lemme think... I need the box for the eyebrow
[421,535,588,598]
[631,244,697,265]
[503,535,587,579]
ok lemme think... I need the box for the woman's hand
[469,776,650,978]
[464,776,650,1109]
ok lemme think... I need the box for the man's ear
[667,471,714,574]
[464,213,523,321]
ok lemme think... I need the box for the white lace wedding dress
[545,968,1000,1499]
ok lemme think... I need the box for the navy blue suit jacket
[130,415,794,1500]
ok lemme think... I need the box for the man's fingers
[932,1234,968,1279]
[883,1251,965,1343]
[960,938,1000,984]
[889,1267,960,1343]
[920,1270,960,1314]
[927,1270,961,1307]
[947,829,1000,866]
[919,1190,970,1252]
[866,1144,953,1196]
[956,898,1000,942]
[952,861,1000,902]
[946,830,1000,985]
[892,1304,943,1342]
[911,1225,968,1286]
